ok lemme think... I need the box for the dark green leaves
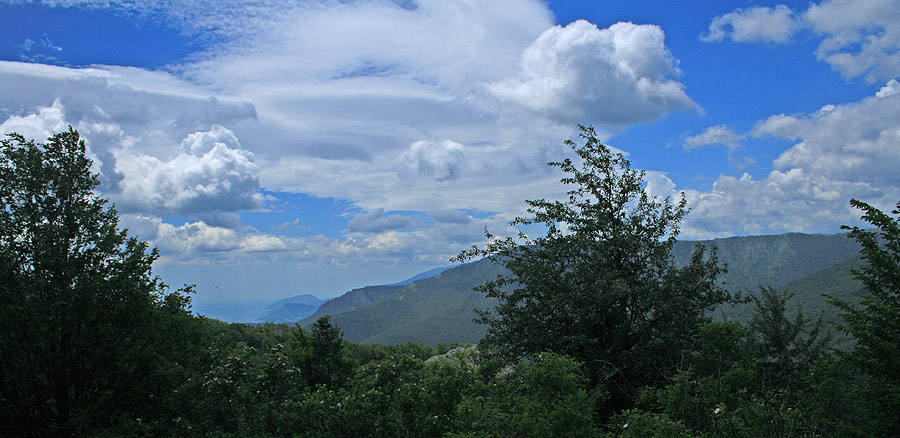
[457,125,729,412]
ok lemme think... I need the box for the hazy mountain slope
[299,285,403,325]
[261,303,325,324]
[320,258,502,345]
[318,232,864,346]
[266,293,327,310]
[259,294,330,323]
[673,232,860,293]
[714,255,866,349]
[383,266,452,286]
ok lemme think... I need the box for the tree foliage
[0,129,192,436]
[455,125,729,409]
[748,286,828,393]
[831,198,900,433]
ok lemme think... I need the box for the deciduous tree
[455,125,729,412]
[0,129,191,436]
[831,199,900,433]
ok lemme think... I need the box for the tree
[0,129,192,436]
[748,286,828,393]
[455,125,729,411]
[831,198,900,434]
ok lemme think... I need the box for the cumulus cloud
[119,212,486,268]
[754,80,900,188]
[488,20,697,125]
[121,215,296,259]
[672,81,900,238]
[0,64,263,224]
[702,5,799,43]
[805,0,900,82]
[0,98,68,141]
[347,208,413,233]
[0,62,257,158]
[683,125,744,152]
[704,1,900,82]
[398,140,466,182]
[1,3,677,228]
[114,125,262,220]
[678,168,886,239]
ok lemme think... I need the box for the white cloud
[0,62,257,158]
[683,125,744,152]
[398,139,466,182]
[347,208,413,233]
[805,0,900,82]
[754,80,900,188]
[114,125,262,219]
[180,0,552,92]
[0,98,68,141]
[876,79,900,97]
[1,2,690,231]
[703,1,900,82]
[702,5,799,43]
[488,20,697,125]
[680,168,887,239]
[673,81,900,239]
[119,212,493,268]
[0,90,263,223]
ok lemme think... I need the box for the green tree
[831,198,900,433]
[451,352,598,437]
[0,129,192,436]
[290,316,354,388]
[748,286,828,394]
[455,125,729,412]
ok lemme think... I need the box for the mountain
[383,266,452,286]
[305,232,864,346]
[259,294,330,323]
[672,232,861,293]
[261,268,453,324]
[307,257,501,345]
[266,293,328,310]
[741,255,865,349]
[300,285,404,325]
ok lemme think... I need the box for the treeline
[2,129,898,437]
[0,289,884,437]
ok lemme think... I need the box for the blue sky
[2,0,899,318]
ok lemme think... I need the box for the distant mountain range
[259,294,331,324]
[253,231,866,347]
[281,232,866,346]
[259,267,452,324]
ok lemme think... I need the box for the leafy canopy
[831,199,900,433]
[456,125,729,408]
[0,128,191,436]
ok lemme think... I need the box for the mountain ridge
[304,231,863,346]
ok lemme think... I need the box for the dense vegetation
[1,128,898,437]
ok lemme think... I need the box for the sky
[2,0,899,318]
